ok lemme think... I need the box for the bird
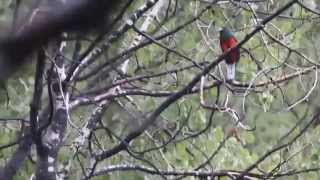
[219,27,240,82]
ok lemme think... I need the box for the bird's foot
[226,79,234,84]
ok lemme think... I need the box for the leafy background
[0,0,320,179]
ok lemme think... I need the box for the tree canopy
[0,0,320,179]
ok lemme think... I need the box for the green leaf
[214,127,224,142]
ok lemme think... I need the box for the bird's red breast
[220,36,240,64]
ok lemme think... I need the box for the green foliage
[259,91,274,112]
[1,0,320,179]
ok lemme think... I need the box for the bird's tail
[226,63,235,80]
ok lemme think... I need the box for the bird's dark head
[220,27,234,40]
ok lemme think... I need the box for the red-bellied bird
[219,27,240,81]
